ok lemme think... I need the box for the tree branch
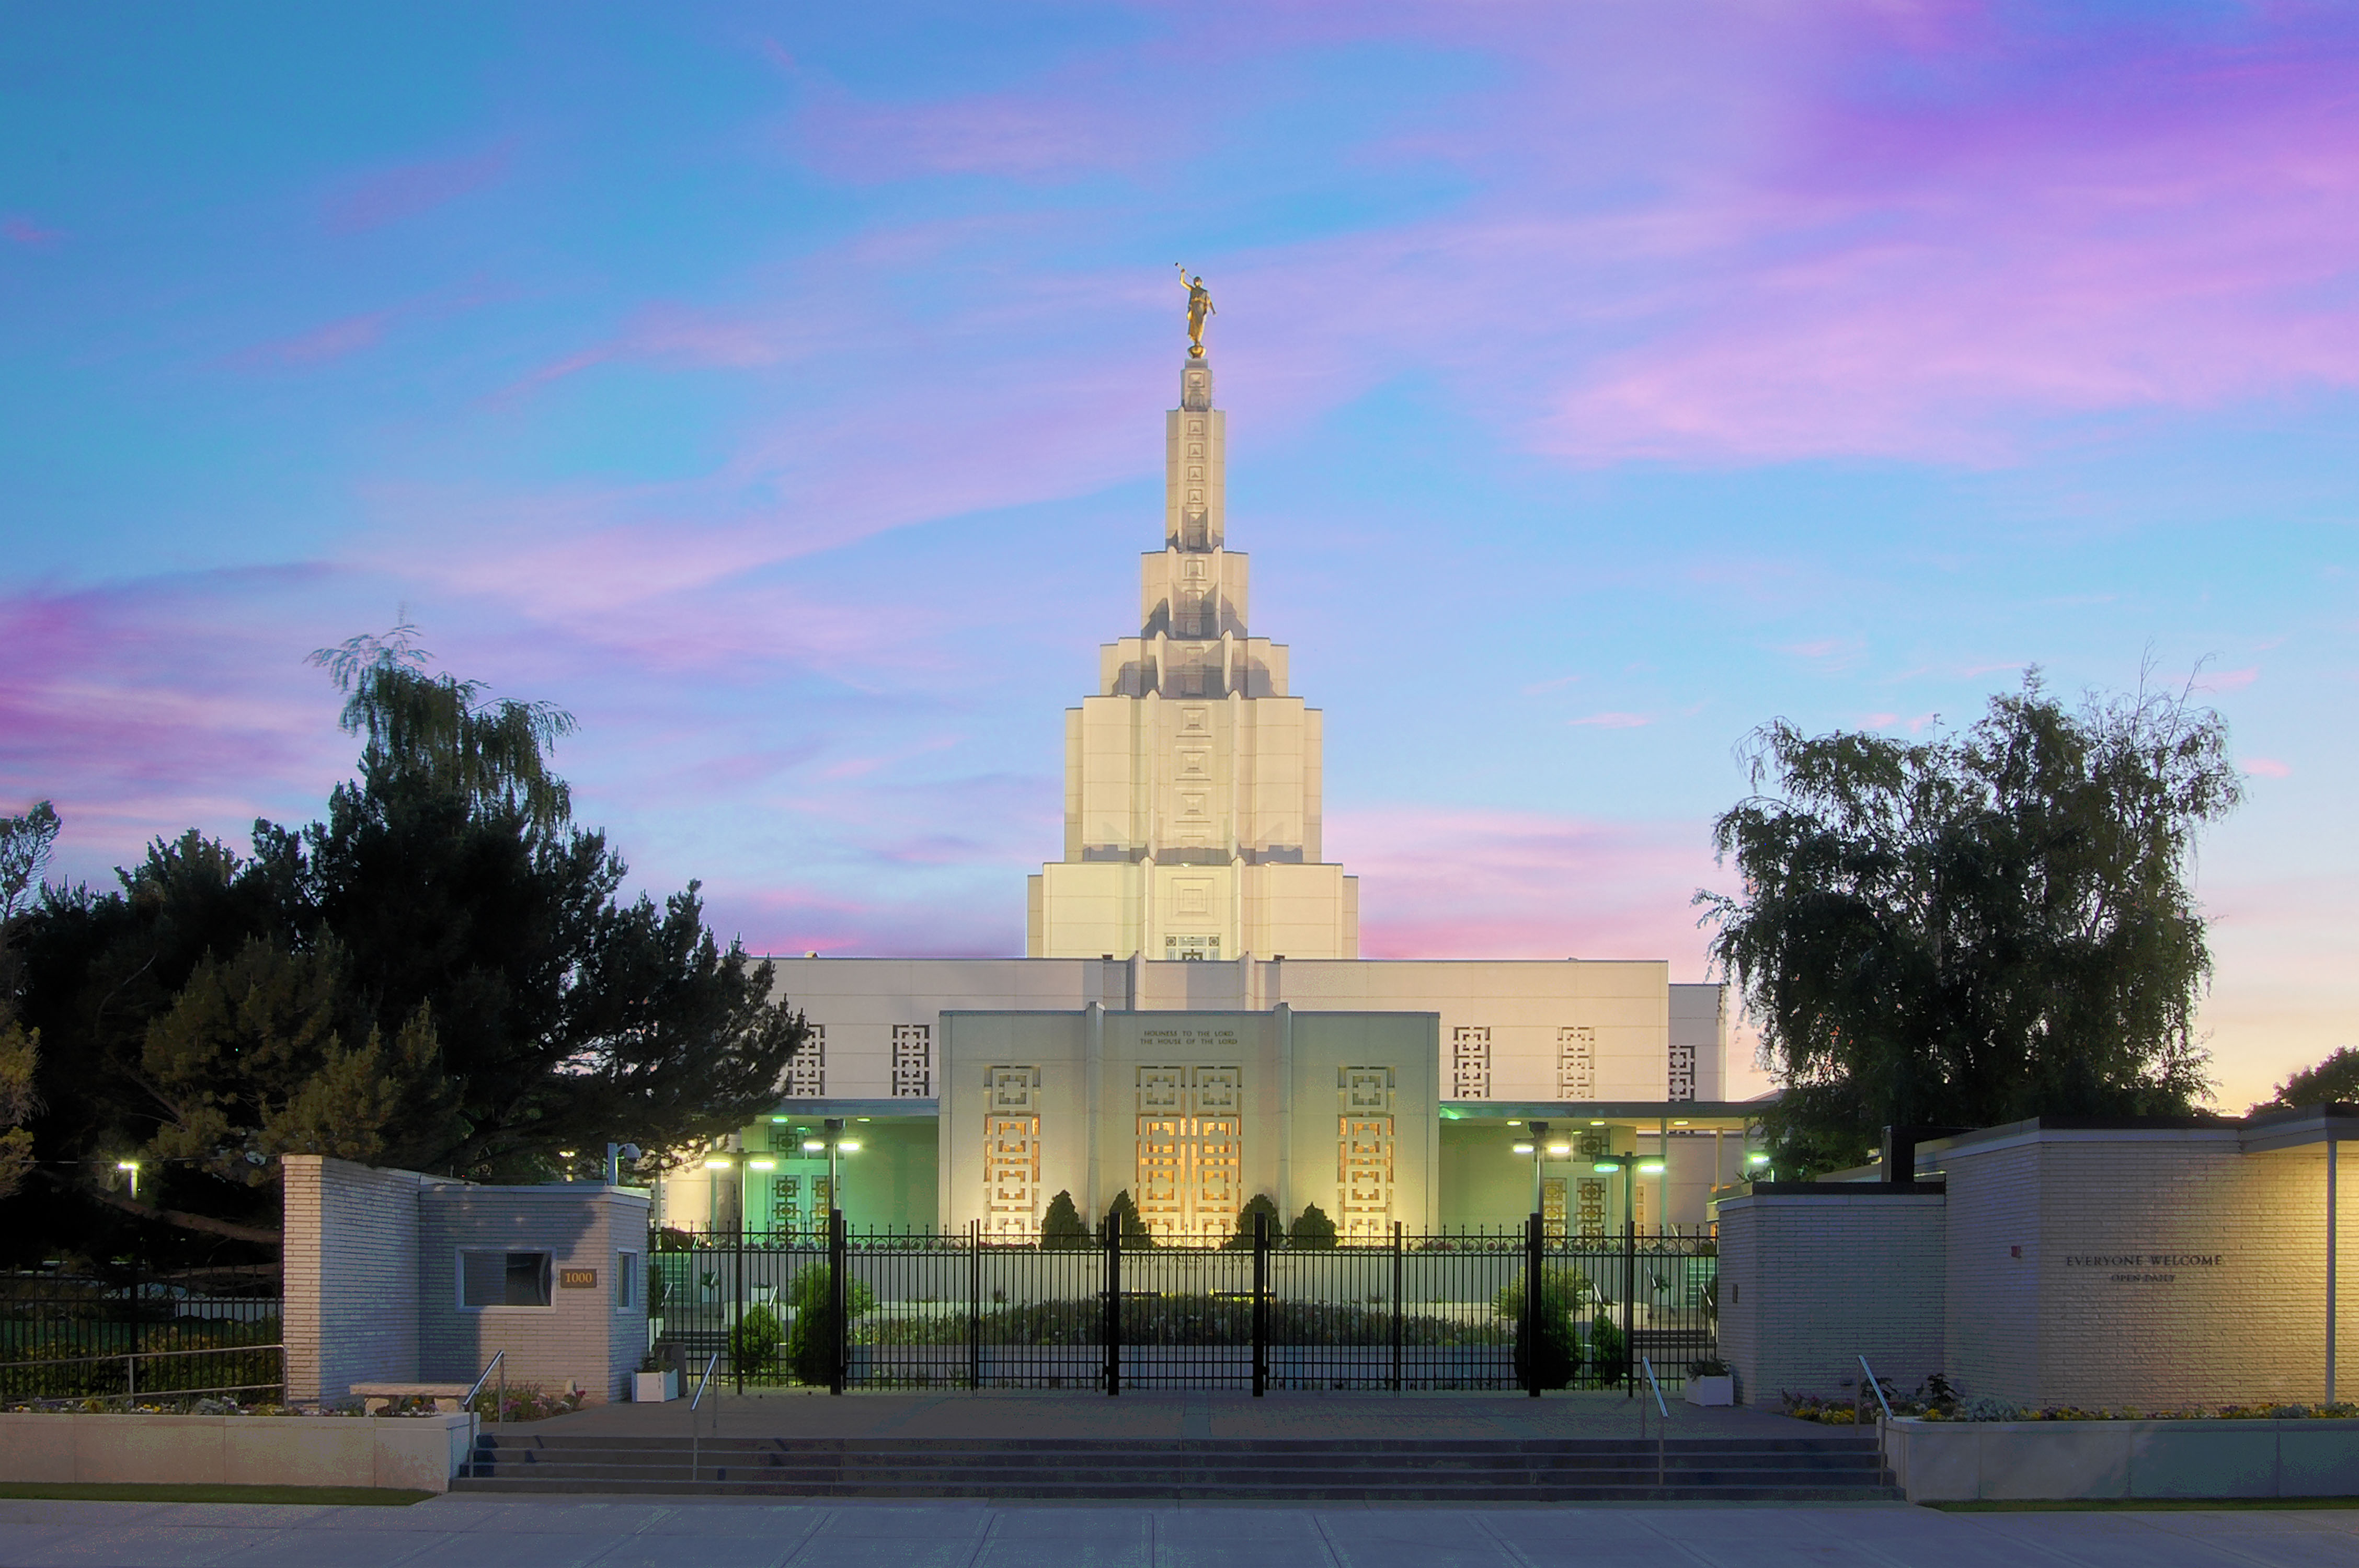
[42,1169,282,1247]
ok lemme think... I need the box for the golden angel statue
[1175,266,1216,358]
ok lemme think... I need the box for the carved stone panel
[1450,1027,1491,1100]
[1556,1026,1595,1100]
[786,1024,826,1098]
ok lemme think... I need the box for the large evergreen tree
[7,632,807,1251]
[1699,673,2241,1174]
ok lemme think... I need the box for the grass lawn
[0,1482,432,1506]
[1930,1497,2359,1512]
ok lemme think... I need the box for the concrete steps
[452,1434,1900,1502]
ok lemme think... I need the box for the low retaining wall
[1884,1417,2359,1502]
[0,1412,476,1493]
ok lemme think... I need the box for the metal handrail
[0,1341,285,1407]
[1640,1354,1669,1488]
[464,1350,506,1428]
[688,1350,720,1484]
[0,1342,283,1371]
[1859,1353,1895,1489]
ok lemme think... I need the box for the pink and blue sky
[4,2,2355,1108]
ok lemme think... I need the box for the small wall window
[459,1249,553,1309]
[614,1250,639,1311]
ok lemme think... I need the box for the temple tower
[1026,356,1359,960]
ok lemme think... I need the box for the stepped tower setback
[1026,354,1359,960]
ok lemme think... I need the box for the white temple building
[659,334,1757,1243]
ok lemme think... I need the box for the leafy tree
[2266,1049,2359,1110]
[1699,674,2240,1175]
[1096,1188,1153,1250]
[0,800,57,1203]
[1288,1201,1338,1250]
[139,936,457,1181]
[6,632,809,1250]
[307,625,576,832]
[1040,1189,1090,1250]
[1222,1192,1279,1250]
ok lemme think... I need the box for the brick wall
[418,1185,650,1403]
[1716,1190,1948,1406]
[282,1156,440,1403]
[284,1157,651,1406]
[1941,1128,2359,1410]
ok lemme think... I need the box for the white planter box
[1684,1375,1734,1406]
[632,1369,679,1403]
[0,1411,475,1493]
[1883,1416,2359,1503]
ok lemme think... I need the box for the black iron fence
[1,1263,284,1404]
[652,1211,1716,1396]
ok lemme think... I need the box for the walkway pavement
[4,1495,2357,1568]
[531,1389,1805,1441]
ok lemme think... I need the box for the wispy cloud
[322,144,511,235]
[1568,711,1651,729]
[237,309,395,367]
[1335,805,1719,976]
[2,215,63,249]
[2241,757,2291,778]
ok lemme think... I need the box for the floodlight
[703,1157,733,1170]
[802,1140,824,1153]
[838,1140,862,1154]
[1511,1142,1536,1155]
[1546,1144,1572,1156]
[1593,1160,1621,1174]
[114,1160,139,1172]
[748,1158,776,1172]
[1746,1151,1771,1166]
[1637,1160,1665,1175]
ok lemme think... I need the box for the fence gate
[651,1212,1717,1396]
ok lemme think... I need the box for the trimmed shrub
[1041,1190,1090,1251]
[1514,1304,1581,1390]
[1223,1193,1281,1250]
[1492,1266,1593,1322]
[1098,1189,1154,1249]
[729,1304,783,1370]
[1586,1315,1626,1384]
[1288,1202,1338,1250]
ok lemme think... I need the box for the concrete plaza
[5,1494,2359,1568]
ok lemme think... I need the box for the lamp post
[1509,1122,1574,1230]
[800,1119,863,1224]
[1591,1148,1665,1398]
